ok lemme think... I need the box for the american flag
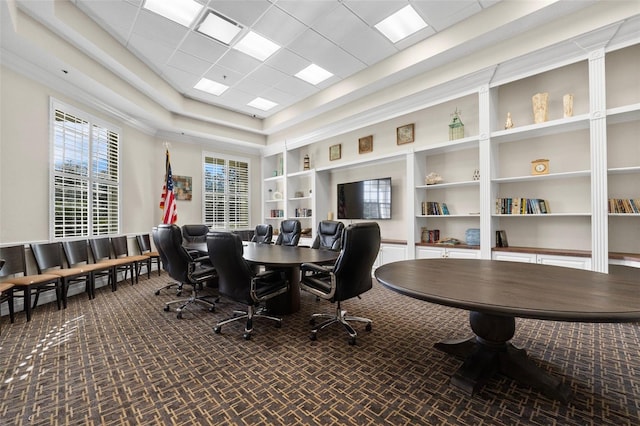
[160,149,178,224]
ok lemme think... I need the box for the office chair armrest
[254,269,286,283]
[301,262,333,275]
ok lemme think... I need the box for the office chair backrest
[332,222,381,302]
[311,220,345,251]
[0,245,27,277]
[206,232,254,305]
[251,224,273,244]
[156,224,194,283]
[151,227,168,267]
[181,224,210,244]
[275,219,301,246]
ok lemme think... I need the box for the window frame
[49,99,121,240]
[202,151,251,230]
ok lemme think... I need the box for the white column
[589,48,608,273]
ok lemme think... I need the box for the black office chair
[300,222,381,345]
[182,224,209,244]
[275,219,301,246]
[151,226,183,296]
[156,224,217,319]
[311,220,345,251]
[250,224,273,244]
[207,232,288,340]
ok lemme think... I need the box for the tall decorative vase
[563,94,574,118]
[532,92,549,124]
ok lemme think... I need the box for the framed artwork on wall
[329,144,342,161]
[397,123,415,145]
[358,135,373,154]
[173,175,192,201]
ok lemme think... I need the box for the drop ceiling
[1,0,639,149]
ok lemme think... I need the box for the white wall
[0,65,262,246]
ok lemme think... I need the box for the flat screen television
[337,177,391,220]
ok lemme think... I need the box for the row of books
[421,201,450,216]
[608,198,640,214]
[496,198,551,215]
[269,209,284,218]
[293,208,313,217]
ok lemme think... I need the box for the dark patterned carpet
[1,272,639,425]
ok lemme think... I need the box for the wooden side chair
[136,233,161,279]
[0,259,15,333]
[62,240,115,296]
[89,237,138,289]
[30,242,96,307]
[0,245,62,322]
[111,236,149,283]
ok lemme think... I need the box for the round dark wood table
[375,258,640,402]
[187,241,338,314]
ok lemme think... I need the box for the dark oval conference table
[186,241,339,314]
[374,258,640,402]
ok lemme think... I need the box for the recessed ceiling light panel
[194,78,229,96]
[248,97,278,111]
[143,0,204,27]
[295,64,333,85]
[233,31,281,62]
[375,5,428,43]
[197,11,242,45]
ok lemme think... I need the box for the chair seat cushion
[301,275,332,295]
[4,274,60,286]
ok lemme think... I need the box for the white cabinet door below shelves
[536,254,591,270]
[416,247,480,259]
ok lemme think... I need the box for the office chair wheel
[348,337,356,346]
[176,290,182,296]
[309,332,317,341]
[176,310,183,319]
[163,305,170,312]
[275,321,282,328]
[213,326,222,334]
[155,290,160,295]
[309,319,315,326]
[365,323,372,332]
[243,332,251,340]
[208,306,215,312]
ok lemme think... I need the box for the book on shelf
[496,230,509,247]
[421,201,450,215]
[495,198,551,214]
[608,198,640,213]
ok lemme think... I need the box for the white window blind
[51,102,120,239]
[203,154,249,230]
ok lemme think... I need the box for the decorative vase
[504,112,514,129]
[563,94,574,118]
[448,108,464,140]
[532,92,549,124]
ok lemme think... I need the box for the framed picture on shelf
[396,123,415,145]
[358,135,373,154]
[329,144,341,161]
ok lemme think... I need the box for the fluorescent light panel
[375,5,428,43]
[197,11,242,45]
[143,0,203,27]
[194,78,228,96]
[248,97,278,111]
[233,31,280,61]
[295,64,333,85]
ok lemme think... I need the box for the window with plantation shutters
[51,101,120,239]
[203,154,250,230]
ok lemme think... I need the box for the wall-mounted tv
[337,177,391,220]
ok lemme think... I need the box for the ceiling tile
[131,8,189,49]
[206,0,272,27]
[127,33,176,70]
[74,0,139,44]
[247,65,289,88]
[287,29,365,77]
[167,50,213,76]
[265,48,309,76]
[179,32,227,63]
[216,49,261,75]
[251,5,308,47]
[274,1,341,26]
[343,0,408,26]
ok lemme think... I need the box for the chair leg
[163,286,217,319]
[309,302,372,345]
[213,305,282,340]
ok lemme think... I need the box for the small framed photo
[358,135,373,154]
[329,144,341,161]
[396,123,415,145]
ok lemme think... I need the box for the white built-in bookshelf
[262,42,640,272]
